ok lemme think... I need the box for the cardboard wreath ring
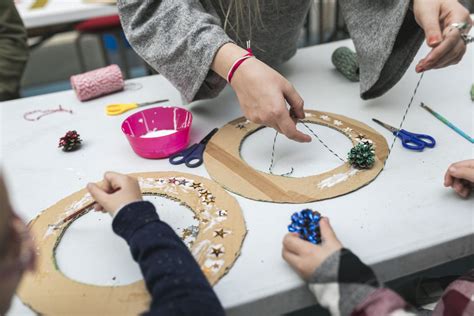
[17,172,246,315]
[204,110,389,203]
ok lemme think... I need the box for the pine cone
[59,130,82,152]
[348,141,375,169]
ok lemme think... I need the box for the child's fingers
[450,160,474,169]
[101,177,114,193]
[453,179,466,195]
[449,166,474,183]
[282,248,301,268]
[319,217,338,244]
[283,233,313,254]
[458,186,471,198]
[104,171,128,190]
[87,183,109,205]
[444,169,454,187]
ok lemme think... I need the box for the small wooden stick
[60,201,96,224]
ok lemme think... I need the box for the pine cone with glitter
[288,209,322,244]
[58,130,82,152]
[348,142,375,169]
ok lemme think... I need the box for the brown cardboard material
[204,110,389,203]
[17,172,246,315]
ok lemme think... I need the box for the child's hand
[87,172,143,216]
[444,159,474,198]
[282,217,342,280]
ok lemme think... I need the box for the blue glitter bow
[288,209,322,244]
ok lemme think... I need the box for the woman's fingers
[283,83,306,120]
[420,29,460,71]
[415,0,471,72]
[414,0,443,47]
[433,40,466,69]
[278,115,311,143]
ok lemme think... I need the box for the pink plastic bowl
[121,106,193,159]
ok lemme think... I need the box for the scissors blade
[372,119,399,133]
[137,99,169,107]
[199,128,219,145]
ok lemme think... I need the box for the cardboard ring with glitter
[17,172,246,315]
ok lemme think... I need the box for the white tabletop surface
[2,37,473,315]
[16,0,118,29]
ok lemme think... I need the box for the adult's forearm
[210,42,247,79]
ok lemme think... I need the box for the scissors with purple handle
[169,128,219,168]
[372,118,436,151]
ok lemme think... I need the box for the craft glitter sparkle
[288,209,322,244]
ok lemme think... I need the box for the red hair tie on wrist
[227,41,254,84]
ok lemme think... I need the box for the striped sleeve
[308,248,416,316]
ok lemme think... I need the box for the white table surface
[2,38,473,315]
[16,0,118,29]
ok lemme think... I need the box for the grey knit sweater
[118,0,424,102]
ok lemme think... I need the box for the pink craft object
[70,64,124,101]
[121,107,193,159]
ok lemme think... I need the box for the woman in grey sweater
[118,0,471,143]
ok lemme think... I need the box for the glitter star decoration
[355,134,367,141]
[198,190,211,198]
[204,196,215,205]
[214,228,228,239]
[212,263,220,269]
[182,228,192,239]
[211,247,224,258]
[333,120,343,126]
[191,182,203,190]
[168,177,178,184]
[200,191,215,204]
[178,179,189,186]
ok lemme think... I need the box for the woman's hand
[414,0,472,72]
[212,43,311,143]
[282,217,342,280]
[444,159,474,198]
[87,172,143,216]
[230,58,311,142]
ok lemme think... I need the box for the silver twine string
[268,72,425,175]
[268,121,345,176]
[384,72,424,168]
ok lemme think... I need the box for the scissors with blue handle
[372,118,436,151]
[169,128,219,168]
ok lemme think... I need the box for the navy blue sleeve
[112,201,225,316]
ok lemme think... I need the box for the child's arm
[282,218,414,315]
[88,173,225,316]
